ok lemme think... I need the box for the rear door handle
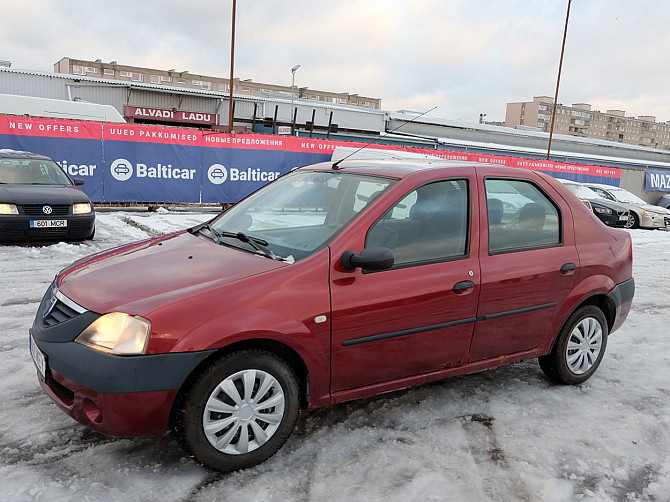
[560,263,576,273]
[453,280,474,293]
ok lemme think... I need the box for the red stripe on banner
[0,115,101,140]
[103,123,203,146]
[1,115,622,180]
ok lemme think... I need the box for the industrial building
[2,64,670,204]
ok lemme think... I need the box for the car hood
[639,203,670,215]
[57,231,289,314]
[586,198,627,212]
[0,184,90,204]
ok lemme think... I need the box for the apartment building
[505,96,670,150]
[54,57,381,110]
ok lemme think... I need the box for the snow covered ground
[1,210,669,502]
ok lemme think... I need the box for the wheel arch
[545,292,615,356]
[168,338,311,431]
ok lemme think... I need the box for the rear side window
[366,179,469,267]
[485,179,560,253]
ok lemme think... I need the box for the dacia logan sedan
[30,160,635,472]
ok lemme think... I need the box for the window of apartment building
[119,71,132,78]
[352,100,358,105]
[242,86,251,92]
[192,80,212,90]
[177,78,187,84]
[72,65,86,75]
[362,101,369,106]
[339,98,348,104]
[85,67,97,74]
[103,69,114,76]
[260,88,270,93]
[131,73,143,82]
[150,75,161,84]
[161,76,172,83]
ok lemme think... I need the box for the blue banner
[645,169,670,192]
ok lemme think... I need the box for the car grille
[21,204,70,216]
[43,298,84,327]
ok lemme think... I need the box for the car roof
[582,182,619,190]
[0,149,52,161]
[302,159,511,179]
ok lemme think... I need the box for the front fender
[171,308,330,405]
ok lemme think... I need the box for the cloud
[3,0,670,123]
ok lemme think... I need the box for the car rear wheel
[539,305,608,385]
[176,350,299,472]
[625,212,639,229]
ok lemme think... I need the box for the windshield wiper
[218,231,283,260]
[194,223,286,261]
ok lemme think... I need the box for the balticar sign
[124,106,218,126]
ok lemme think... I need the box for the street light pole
[228,0,237,133]
[547,0,572,160]
[291,64,301,135]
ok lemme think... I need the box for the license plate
[29,331,47,378]
[619,215,629,221]
[30,219,67,228]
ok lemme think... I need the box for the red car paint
[33,160,634,438]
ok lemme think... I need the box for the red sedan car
[30,160,634,471]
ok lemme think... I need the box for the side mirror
[341,247,394,272]
[73,178,85,186]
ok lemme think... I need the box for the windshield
[0,158,73,185]
[563,182,605,200]
[609,187,646,205]
[207,170,396,261]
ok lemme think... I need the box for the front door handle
[560,263,576,273]
[453,280,474,293]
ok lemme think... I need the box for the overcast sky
[3,0,668,123]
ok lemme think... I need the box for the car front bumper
[0,213,95,241]
[640,213,670,229]
[30,285,215,436]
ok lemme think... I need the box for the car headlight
[76,313,151,355]
[0,203,19,215]
[73,202,92,214]
[593,207,612,214]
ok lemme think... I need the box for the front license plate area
[30,220,67,228]
[29,331,47,378]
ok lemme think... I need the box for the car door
[469,173,579,361]
[329,176,481,393]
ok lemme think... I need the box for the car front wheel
[625,212,639,229]
[176,350,300,472]
[539,305,608,385]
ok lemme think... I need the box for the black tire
[625,212,639,229]
[175,350,299,472]
[539,305,608,385]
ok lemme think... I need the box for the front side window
[207,171,395,262]
[366,179,469,267]
[486,179,560,253]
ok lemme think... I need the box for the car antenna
[331,106,438,170]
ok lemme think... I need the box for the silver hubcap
[203,369,285,455]
[566,317,603,374]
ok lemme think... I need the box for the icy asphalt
[1,209,669,502]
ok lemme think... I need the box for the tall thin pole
[228,0,236,133]
[547,0,572,160]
